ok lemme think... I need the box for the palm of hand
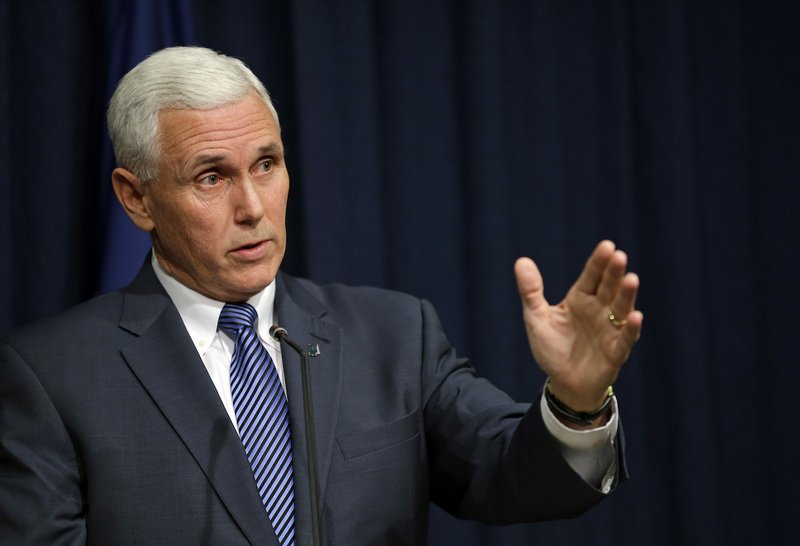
[515,241,642,410]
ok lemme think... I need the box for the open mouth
[230,240,268,259]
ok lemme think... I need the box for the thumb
[514,257,548,312]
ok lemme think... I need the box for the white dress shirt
[151,254,617,492]
[152,254,285,435]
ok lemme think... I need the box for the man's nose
[231,177,265,224]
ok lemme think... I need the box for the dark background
[1,1,798,544]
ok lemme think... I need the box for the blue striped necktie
[218,302,295,546]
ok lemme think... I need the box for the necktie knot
[218,302,258,338]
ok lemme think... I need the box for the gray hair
[107,46,279,182]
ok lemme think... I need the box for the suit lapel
[275,274,342,544]
[118,264,278,546]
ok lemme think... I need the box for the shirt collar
[150,253,278,356]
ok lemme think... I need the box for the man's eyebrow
[256,143,284,156]
[188,154,226,172]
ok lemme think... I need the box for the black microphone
[269,325,322,546]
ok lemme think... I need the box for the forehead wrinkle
[162,117,269,154]
[160,97,274,144]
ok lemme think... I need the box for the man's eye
[257,159,274,173]
[198,173,220,185]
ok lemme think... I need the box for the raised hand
[514,240,643,416]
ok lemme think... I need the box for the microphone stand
[270,326,322,546]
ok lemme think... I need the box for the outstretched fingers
[614,309,644,362]
[574,240,616,295]
[514,257,548,312]
[609,272,639,318]
[608,272,643,361]
[596,250,628,305]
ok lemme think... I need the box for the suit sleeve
[0,342,86,545]
[419,299,626,524]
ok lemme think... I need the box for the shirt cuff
[540,390,619,493]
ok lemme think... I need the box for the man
[0,47,642,545]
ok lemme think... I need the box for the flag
[98,0,194,293]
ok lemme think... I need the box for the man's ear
[111,167,155,232]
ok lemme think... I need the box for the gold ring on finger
[608,312,628,328]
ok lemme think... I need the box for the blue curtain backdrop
[1,1,798,544]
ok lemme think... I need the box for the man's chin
[195,263,279,302]
[227,272,276,299]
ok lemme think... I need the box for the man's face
[140,92,289,302]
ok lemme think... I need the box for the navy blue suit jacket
[0,262,624,545]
